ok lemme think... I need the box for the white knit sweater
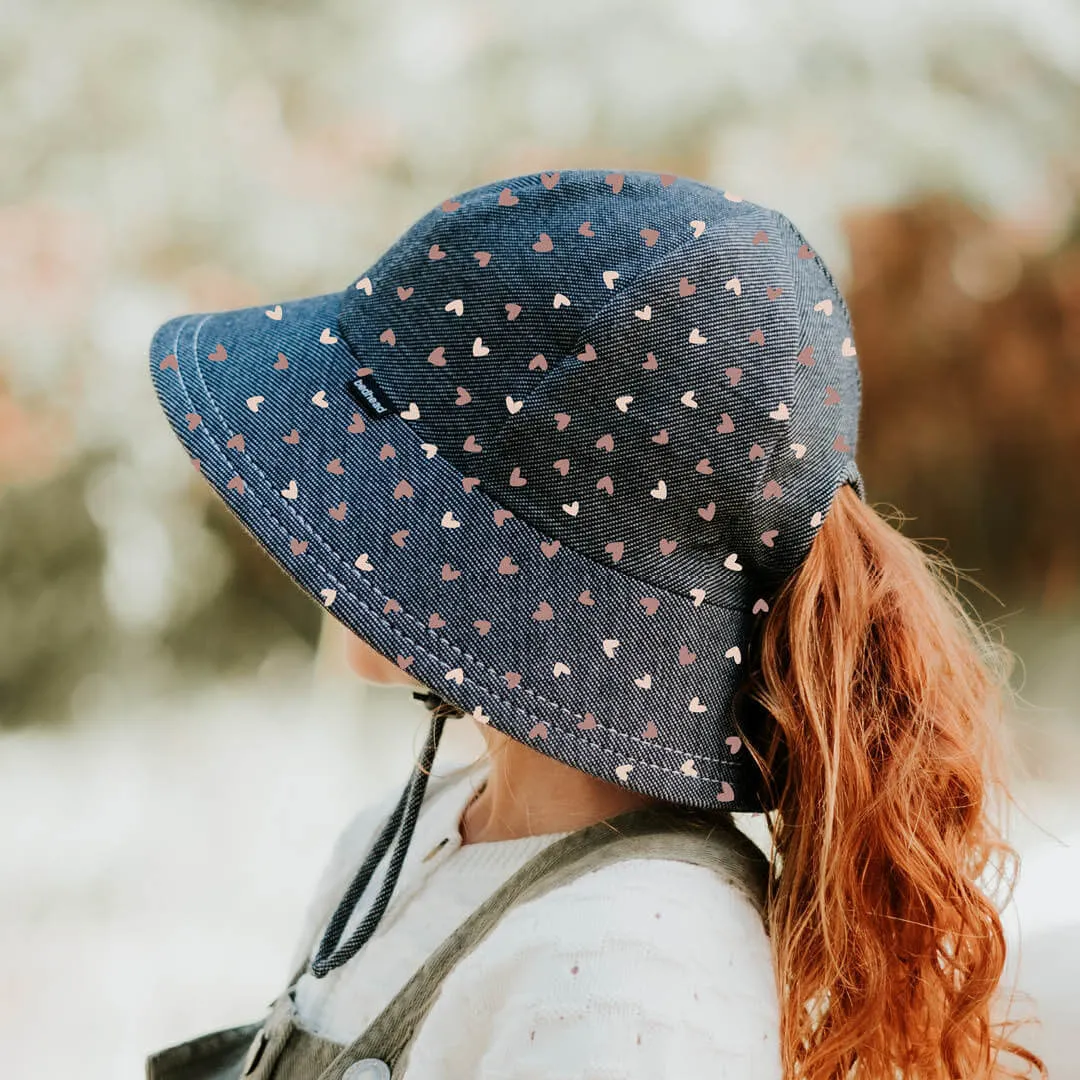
[287,756,782,1079]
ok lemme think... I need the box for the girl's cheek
[344,632,419,687]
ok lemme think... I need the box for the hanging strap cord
[309,702,446,977]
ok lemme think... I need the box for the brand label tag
[346,373,396,419]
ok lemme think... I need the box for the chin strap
[309,697,447,977]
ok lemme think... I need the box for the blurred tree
[0,448,320,730]
[3,0,1079,728]
[161,490,322,673]
[0,453,109,728]
[846,196,1080,615]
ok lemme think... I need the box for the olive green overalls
[145,805,772,1080]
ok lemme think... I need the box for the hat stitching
[179,442,741,783]
[484,225,724,453]
[174,315,743,775]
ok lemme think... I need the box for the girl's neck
[457,727,660,844]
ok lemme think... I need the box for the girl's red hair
[739,484,1046,1078]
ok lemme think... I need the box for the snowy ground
[0,664,1074,1078]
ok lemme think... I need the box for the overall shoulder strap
[315,805,772,1079]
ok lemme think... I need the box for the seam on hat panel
[742,213,835,551]
[439,167,645,221]
[485,224,738,453]
[344,170,572,299]
[347,171,767,612]
[365,170,573,297]
[773,211,855,328]
[480,199,785,590]
[174,315,737,774]
[773,209,863,410]
[336,265,755,616]
[763,214,865,529]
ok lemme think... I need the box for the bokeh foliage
[1,0,1077,729]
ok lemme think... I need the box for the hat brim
[150,290,767,810]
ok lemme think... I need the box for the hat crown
[338,169,862,604]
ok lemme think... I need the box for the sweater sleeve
[403,858,783,1080]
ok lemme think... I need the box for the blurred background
[2,0,1079,1075]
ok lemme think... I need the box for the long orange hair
[419,482,1046,1076]
[737,483,1046,1078]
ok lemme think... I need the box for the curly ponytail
[739,484,1046,1078]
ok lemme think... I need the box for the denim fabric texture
[149,168,865,815]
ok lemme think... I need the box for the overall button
[241,1027,268,1075]
[342,1059,391,1080]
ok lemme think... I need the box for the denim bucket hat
[150,168,864,973]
